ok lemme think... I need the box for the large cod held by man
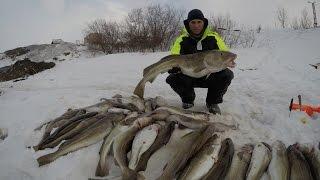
[133,50,237,98]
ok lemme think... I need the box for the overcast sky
[0,0,318,52]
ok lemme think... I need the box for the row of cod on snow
[32,94,320,180]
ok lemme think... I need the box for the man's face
[189,19,204,35]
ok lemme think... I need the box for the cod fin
[122,168,138,180]
[37,153,57,166]
[133,79,146,98]
[193,66,206,73]
[95,158,110,177]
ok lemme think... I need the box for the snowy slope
[0,28,319,180]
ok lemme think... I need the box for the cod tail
[137,171,146,180]
[133,79,146,99]
[95,159,110,177]
[34,131,51,151]
[37,152,57,166]
[122,168,138,180]
[33,145,41,151]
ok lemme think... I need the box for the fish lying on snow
[35,112,102,150]
[37,113,125,166]
[156,106,210,121]
[295,143,320,180]
[129,123,161,170]
[86,97,143,113]
[225,144,253,180]
[142,127,194,180]
[202,138,234,180]
[133,121,175,172]
[34,108,82,131]
[246,142,272,180]
[34,111,97,151]
[34,109,87,149]
[158,125,216,180]
[95,118,131,177]
[178,135,219,180]
[112,116,155,180]
[110,94,146,113]
[267,140,289,180]
[134,50,237,98]
[287,145,313,180]
[167,114,237,131]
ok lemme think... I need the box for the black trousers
[166,69,234,105]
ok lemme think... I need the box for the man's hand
[227,60,236,68]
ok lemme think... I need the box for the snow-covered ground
[0,28,319,180]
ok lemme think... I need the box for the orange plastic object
[291,103,320,116]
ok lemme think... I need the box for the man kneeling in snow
[166,9,235,114]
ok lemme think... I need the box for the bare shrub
[145,4,184,51]
[290,17,300,29]
[300,8,312,29]
[276,7,288,28]
[208,14,256,48]
[84,19,122,54]
[123,5,184,52]
[289,8,313,30]
[123,8,148,52]
[238,28,256,48]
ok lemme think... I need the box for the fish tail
[122,168,138,180]
[95,159,109,177]
[37,153,57,166]
[137,171,146,180]
[35,131,51,148]
[133,79,145,98]
[33,145,40,151]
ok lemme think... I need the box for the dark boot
[182,102,194,109]
[207,104,221,114]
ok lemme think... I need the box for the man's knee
[211,69,234,82]
[220,69,234,81]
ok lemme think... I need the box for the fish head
[241,143,254,153]
[204,50,237,70]
[271,140,286,152]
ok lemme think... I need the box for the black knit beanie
[186,9,205,21]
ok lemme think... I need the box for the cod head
[204,50,237,70]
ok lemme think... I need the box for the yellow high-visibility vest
[170,27,229,55]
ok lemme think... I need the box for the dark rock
[63,52,70,56]
[0,58,55,82]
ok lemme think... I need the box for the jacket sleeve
[213,32,229,51]
[170,35,185,55]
